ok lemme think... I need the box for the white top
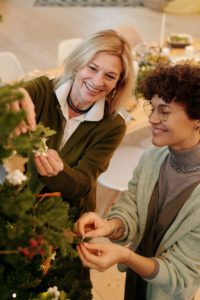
[55,80,105,149]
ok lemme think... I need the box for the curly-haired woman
[76,64,200,300]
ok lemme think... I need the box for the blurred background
[0,1,200,299]
[0,0,200,73]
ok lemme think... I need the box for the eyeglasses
[143,102,185,122]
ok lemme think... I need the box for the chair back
[57,38,83,66]
[0,51,25,83]
[98,146,145,192]
[115,25,143,49]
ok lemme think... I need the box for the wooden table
[169,39,200,57]
[125,98,149,136]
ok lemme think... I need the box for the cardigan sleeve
[107,164,142,245]
[145,188,200,297]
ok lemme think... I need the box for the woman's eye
[88,65,97,72]
[158,106,170,115]
[161,109,170,115]
[106,74,116,80]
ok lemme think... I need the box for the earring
[111,88,117,99]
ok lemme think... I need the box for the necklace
[67,96,93,114]
[170,154,200,174]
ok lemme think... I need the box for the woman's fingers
[34,149,64,177]
[18,88,36,131]
[77,242,112,271]
[77,244,103,270]
[46,149,64,172]
[75,212,104,238]
[77,242,127,271]
[77,244,91,267]
[10,99,28,135]
[9,88,36,135]
[84,226,106,238]
[75,212,96,236]
[34,156,53,176]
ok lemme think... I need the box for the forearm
[124,248,157,278]
[105,219,157,277]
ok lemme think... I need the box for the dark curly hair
[141,64,200,120]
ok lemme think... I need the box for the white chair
[57,38,83,66]
[0,51,25,83]
[115,24,143,49]
[97,145,146,216]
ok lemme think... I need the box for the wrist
[122,248,131,265]
[104,217,125,240]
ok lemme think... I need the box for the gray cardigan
[108,146,200,300]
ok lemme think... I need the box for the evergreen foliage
[0,83,91,300]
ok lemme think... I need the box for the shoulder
[142,145,169,160]
[137,146,169,172]
[104,112,126,128]
[101,112,126,136]
[24,76,53,93]
[24,76,55,101]
[87,112,126,145]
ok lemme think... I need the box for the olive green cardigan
[25,76,126,213]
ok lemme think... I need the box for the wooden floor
[1,1,200,299]
[0,0,200,73]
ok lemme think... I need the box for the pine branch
[0,82,91,299]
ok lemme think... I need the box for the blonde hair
[54,29,134,114]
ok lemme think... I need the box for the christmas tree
[0,83,92,300]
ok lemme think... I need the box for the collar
[55,80,105,122]
[169,143,200,173]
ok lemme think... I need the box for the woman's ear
[194,119,200,130]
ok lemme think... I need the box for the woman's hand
[10,88,36,135]
[34,149,64,177]
[77,242,130,272]
[75,212,114,238]
[78,242,156,278]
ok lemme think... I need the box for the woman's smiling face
[149,95,200,150]
[71,52,123,106]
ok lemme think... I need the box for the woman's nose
[149,109,161,124]
[93,73,104,86]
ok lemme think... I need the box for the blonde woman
[15,29,133,217]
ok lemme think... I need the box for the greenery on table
[133,43,171,98]
[133,42,200,99]
[0,83,91,300]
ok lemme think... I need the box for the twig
[0,250,18,255]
